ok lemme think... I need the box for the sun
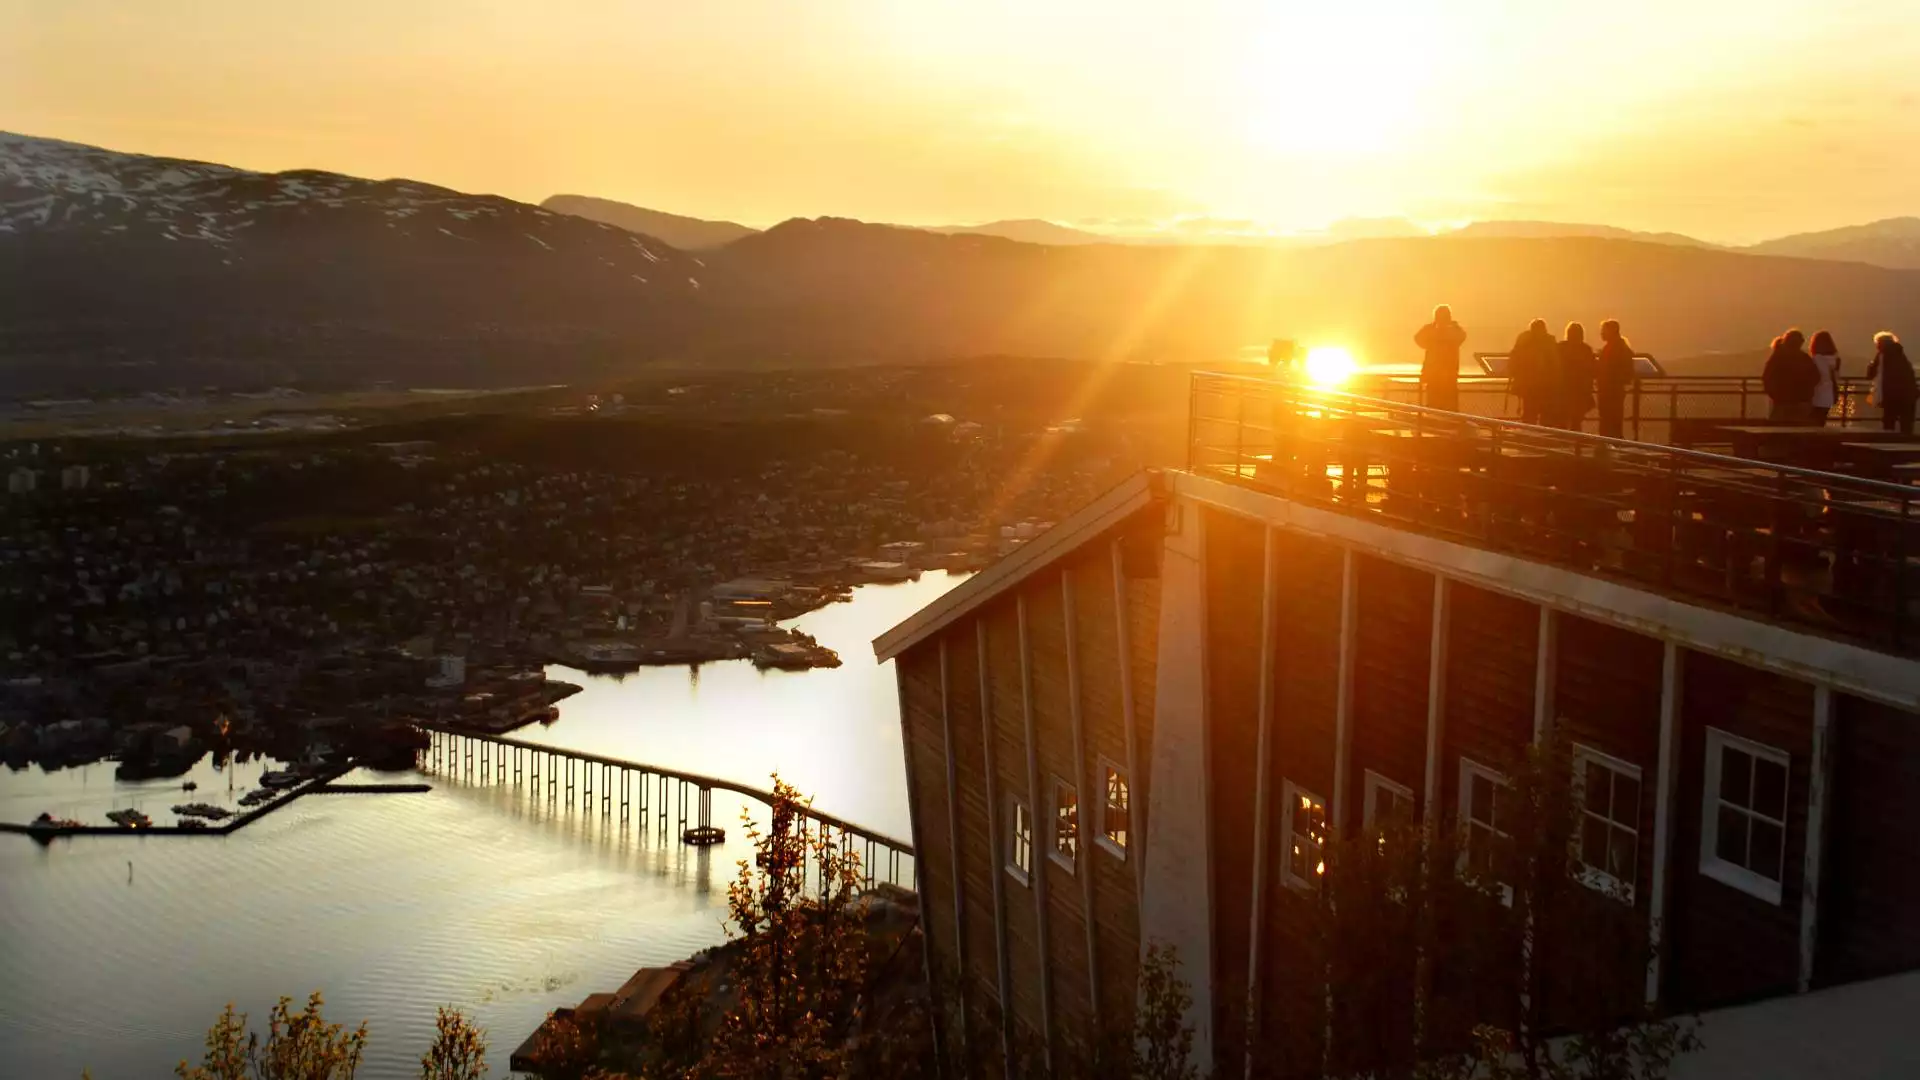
[1303,346,1358,387]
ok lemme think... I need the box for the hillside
[700,218,1920,368]
[1447,220,1715,249]
[541,194,758,250]
[926,219,1113,245]
[0,133,705,394]
[1744,217,1920,270]
[7,136,1920,396]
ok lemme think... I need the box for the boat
[182,781,198,792]
[258,768,302,789]
[170,802,232,820]
[27,812,84,833]
[105,809,152,829]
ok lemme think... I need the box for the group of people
[1414,305,1643,438]
[1413,305,1920,437]
[1760,328,1916,434]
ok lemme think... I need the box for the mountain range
[3,131,1918,396]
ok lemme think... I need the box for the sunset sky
[5,0,1915,243]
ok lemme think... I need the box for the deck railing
[1349,373,1878,447]
[1188,371,1918,654]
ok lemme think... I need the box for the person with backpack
[1595,319,1637,438]
[1762,329,1819,422]
[1554,321,1597,430]
[1808,330,1842,425]
[1867,331,1917,435]
[1507,318,1557,425]
[1415,305,1468,411]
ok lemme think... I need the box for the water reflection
[0,574,962,1078]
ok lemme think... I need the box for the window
[1007,797,1033,885]
[1097,759,1129,858]
[1052,778,1079,871]
[1280,780,1328,891]
[1574,745,1642,903]
[1700,728,1789,905]
[1459,759,1512,902]
[1363,770,1416,834]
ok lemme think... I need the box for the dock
[0,764,352,840]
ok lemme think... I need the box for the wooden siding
[1440,584,1538,803]
[943,619,1005,1020]
[1544,613,1666,1023]
[1349,554,1434,819]
[1254,529,1347,1077]
[1204,509,1267,1072]
[1026,576,1097,1054]
[1125,522,1162,851]
[1668,652,1813,1009]
[1816,694,1920,987]
[982,597,1047,1046]
[1067,547,1142,1028]
[899,645,961,1004]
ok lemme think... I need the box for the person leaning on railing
[1867,331,1916,435]
[1762,328,1819,422]
[1554,322,1597,431]
[1596,320,1637,438]
[1508,319,1557,426]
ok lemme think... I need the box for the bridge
[418,724,917,890]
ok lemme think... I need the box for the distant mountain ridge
[1447,220,1717,249]
[0,131,704,393]
[6,133,1920,397]
[1744,217,1920,270]
[541,194,758,250]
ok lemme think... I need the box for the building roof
[871,470,1164,661]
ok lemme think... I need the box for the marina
[0,575,961,1079]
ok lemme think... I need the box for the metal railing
[1351,373,1879,448]
[1188,372,1918,654]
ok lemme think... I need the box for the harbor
[0,574,961,1079]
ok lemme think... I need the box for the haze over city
[8,0,1917,241]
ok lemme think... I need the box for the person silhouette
[1415,305,1467,412]
[1595,320,1637,438]
[1507,319,1557,425]
[1555,322,1597,431]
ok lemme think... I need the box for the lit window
[1052,779,1079,871]
[1363,769,1415,835]
[1281,779,1328,891]
[1459,759,1512,903]
[1700,728,1789,905]
[1008,798,1032,885]
[1098,759,1129,858]
[1574,745,1641,903]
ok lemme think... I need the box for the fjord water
[0,573,964,1080]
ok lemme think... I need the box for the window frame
[1050,776,1079,873]
[1572,743,1642,904]
[1362,769,1416,834]
[1279,778,1329,892]
[1699,727,1790,906]
[1007,795,1033,886]
[1458,757,1514,905]
[1095,756,1129,861]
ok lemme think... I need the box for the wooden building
[874,380,1920,1078]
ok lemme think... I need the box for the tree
[419,1007,486,1080]
[175,992,368,1080]
[1253,734,1700,1080]
[695,774,872,1079]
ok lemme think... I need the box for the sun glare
[1303,346,1357,387]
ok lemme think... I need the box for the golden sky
[5,0,1915,243]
